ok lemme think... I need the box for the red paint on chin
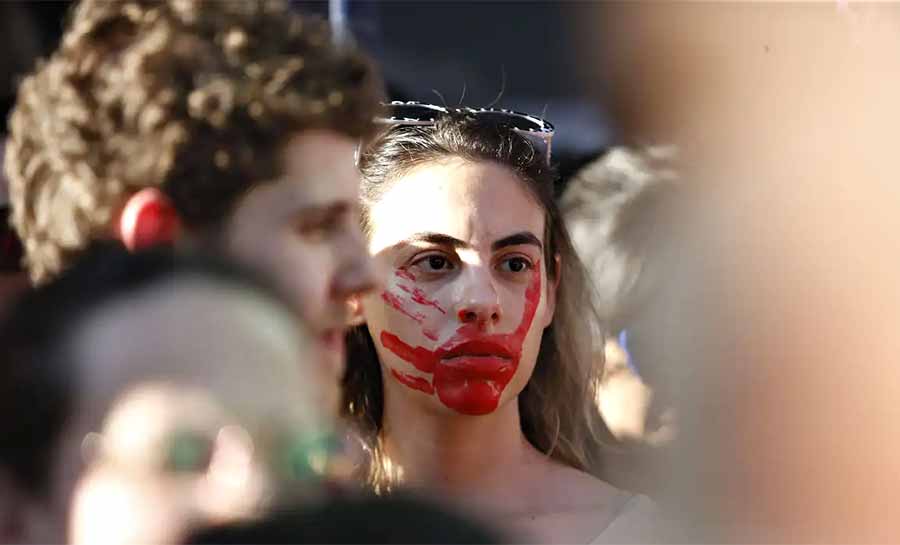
[381,263,543,415]
[436,379,501,415]
[390,369,435,395]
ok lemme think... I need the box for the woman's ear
[347,295,367,327]
[116,188,182,251]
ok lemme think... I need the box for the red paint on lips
[433,340,516,386]
[380,262,542,415]
[436,355,515,382]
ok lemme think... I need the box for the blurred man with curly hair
[5,0,385,393]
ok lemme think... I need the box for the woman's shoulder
[541,462,622,508]
[535,465,662,543]
[590,493,662,544]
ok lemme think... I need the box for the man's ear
[116,188,182,251]
[346,295,367,327]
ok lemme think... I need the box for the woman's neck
[379,387,547,495]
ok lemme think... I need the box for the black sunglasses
[375,101,555,164]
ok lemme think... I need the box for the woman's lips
[435,339,515,360]
[437,355,514,381]
[433,339,517,383]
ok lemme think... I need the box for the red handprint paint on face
[390,369,435,395]
[397,284,446,314]
[382,270,444,341]
[380,263,542,415]
[381,291,426,323]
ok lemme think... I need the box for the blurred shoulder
[591,493,662,544]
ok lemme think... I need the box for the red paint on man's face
[380,263,542,415]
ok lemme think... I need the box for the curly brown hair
[5,0,384,284]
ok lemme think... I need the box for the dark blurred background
[1,1,613,187]
[0,2,72,124]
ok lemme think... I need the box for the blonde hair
[344,114,613,491]
[5,0,383,284]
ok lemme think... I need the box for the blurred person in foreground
[4,0,386,411]
[575,2,900,541]
[0,245,340,545]
[561,147,679,493]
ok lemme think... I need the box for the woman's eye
[499,256,533,273]
[427,256,449,270]
[412,254,455,273]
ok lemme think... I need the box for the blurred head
[561,147,680,444]
[345,112,609,487]
[575,3,900,541]
[5,0,385,373]
[561,147,678,327]
[0,246,335,545]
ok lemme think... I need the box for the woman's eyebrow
[491,232,542,251]
[385,231,542,252]
[391,232,468,250]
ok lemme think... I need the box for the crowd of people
[2,1,899,544]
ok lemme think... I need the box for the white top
[590,494,661,544]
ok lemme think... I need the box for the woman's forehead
[368,158,546,254]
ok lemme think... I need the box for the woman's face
[361,157,556,416]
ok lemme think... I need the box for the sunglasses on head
[375,101,555,165]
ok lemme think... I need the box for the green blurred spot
[166,431,212,473]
